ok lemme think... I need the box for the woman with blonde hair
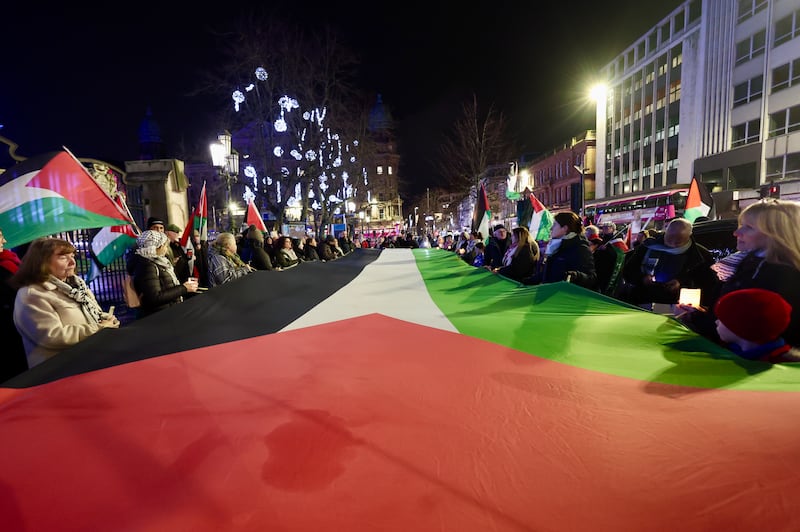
[12,237,119,368]
[678,199,800,345]
[208,232,254,287]
[494,226,540,282]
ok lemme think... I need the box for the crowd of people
[438,199,800,364]
[0,217,362,381]
[1,198,798,382]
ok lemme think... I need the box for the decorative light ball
[280,167,290,176]
[290,150,302,160]
[255,67,268,81]
[273,146,283,157]
[232,90,245,104]
[244,165,257,178]
[350,156,356,163]
[274,119,287,132]
[278,96,299,111]
[305,150,316,161]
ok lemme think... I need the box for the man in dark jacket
[620,218,717,308]
[166,223,191,283]
[484,225,511,270]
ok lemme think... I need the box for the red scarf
[0,249,21,274]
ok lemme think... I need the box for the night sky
[1,1,683,194]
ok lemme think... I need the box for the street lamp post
[210,131,240,232]
[573,165,585,218]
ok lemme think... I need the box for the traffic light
[759,183,780,199]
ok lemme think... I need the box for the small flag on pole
[683,176,714,223]
[472,183,491,243]
[180,182,208,279]
[246,199,267,232]
[528,193,554,241]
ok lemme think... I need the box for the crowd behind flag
[683,175,714,223]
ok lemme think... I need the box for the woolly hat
[715,288,792,344]
[166,223,182,233]
[137,230,168,251]
[146,217,165,229]
[493,224,506,232]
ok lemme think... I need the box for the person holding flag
[180,182,209,287]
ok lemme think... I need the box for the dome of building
[138,107,162,144]
[368,94,393,132]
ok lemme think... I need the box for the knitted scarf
[710,251,749,282]
[48,274,104,324]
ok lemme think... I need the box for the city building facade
[595,0,800,219]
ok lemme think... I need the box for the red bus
[584,188,689,233]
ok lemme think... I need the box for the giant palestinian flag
[1,249,799,531]
[0,150,134,248]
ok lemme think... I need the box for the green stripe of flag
[0,198,134,249]
[413,248,800,392]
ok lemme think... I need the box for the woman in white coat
[12,237,119,368]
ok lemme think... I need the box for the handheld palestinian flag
[528,192,554,241]
[192,182,208,241]
[472,183,491,243]
[88,193,139,273]
[0,149,134,248]
[180,182,208,278]
[683,176,714,223]
[246,198,267,232]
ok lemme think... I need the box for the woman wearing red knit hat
[715,288,800,363]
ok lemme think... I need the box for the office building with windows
[595,0,800,216]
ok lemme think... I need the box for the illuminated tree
[200,15,373,236]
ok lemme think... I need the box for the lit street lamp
[210,131,240,231]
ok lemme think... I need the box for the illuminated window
[376,166,383,175]
[669,81,682,103]
[387,166,393,175]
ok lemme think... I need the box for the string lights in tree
[225,64,365,230]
